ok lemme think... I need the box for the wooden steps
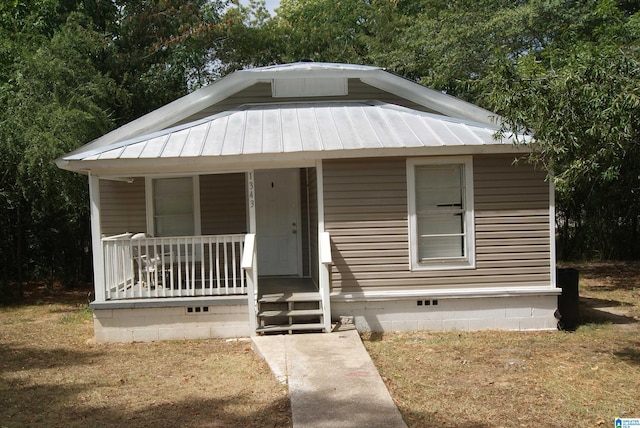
[256,323,326,334]
[258,308,323,318]
[257,287,325,334]
[258,291,322,303]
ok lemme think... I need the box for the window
[150,177,199,237]
[407,157,475,270]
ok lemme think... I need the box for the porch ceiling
[62,101,527,169]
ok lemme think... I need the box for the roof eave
[57,66,385,164]
[62,143,531,177]
[59,70,257,161]
[360,72,499,126]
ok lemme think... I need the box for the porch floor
[258,277,318,298]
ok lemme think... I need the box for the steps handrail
[242,233,256,270]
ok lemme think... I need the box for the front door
[256,169,300,276]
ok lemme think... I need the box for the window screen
[153,177,194,237]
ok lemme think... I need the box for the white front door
[256,169,300,276]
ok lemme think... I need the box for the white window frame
[145,176,201,237]
[407,156,475,271]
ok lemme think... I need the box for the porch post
[245,170,258,334]
[88,174,105,303]
[549,177,557,289]
[316,160,332,333]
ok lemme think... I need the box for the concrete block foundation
[331,295,558,333]
[92,300,251,343]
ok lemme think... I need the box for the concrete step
[259,308,323,318]
[256,323,326,334]
[259,291,321,303]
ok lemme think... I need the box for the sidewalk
[251,329,407,428]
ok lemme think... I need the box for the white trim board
[331,286,562,302]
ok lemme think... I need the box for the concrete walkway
[251,329,407,428]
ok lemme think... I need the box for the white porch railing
[319,231,333,332]
[102,233,247,300]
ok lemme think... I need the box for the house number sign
[248,171,255,208]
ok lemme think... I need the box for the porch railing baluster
[215,236,221,294]
[169,237,175,298]
[177,239,183,296]
[101,233,247,301]
[208,239,214,294]
[201,238,205,296]
[223,236,229,294]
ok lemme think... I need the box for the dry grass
[0,286,290,428]
[570,261,640,321]
[2,262,639,428]
[364,261,640,428]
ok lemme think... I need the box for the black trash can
[556,268,580,330]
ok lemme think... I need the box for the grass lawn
[1,261,638,427]
[0,286,291,427]
[363,261,640,428]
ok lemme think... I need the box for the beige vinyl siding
[177,80,437,125]
[99,178,146,236]
[199,173,247,235]
[474,156,550,277]
[323,155,551,294]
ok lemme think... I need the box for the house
[56,62,561,342]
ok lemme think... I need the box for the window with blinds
[407,157,475,270]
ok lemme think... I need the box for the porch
[97,229,333,335]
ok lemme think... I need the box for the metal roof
[57,62,502,166]
[244,62,381,73]
[65,101,513,162]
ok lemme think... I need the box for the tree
[484,2,640,259]
[0,9,121,290]
[0,0,239,296]
[274,0,396,64]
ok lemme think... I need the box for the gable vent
[272,77,348,98]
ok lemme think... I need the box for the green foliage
[0,8,120,286]
[102,0,231,121]
[481,2,640,259]
[1,0,638,293]
[274,0,396,64]
[0,0,235,288]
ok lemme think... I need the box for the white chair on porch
[131,233,163,289]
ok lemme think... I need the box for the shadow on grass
[573,261,640,292]
[73,395,291,428]
[614,343,640,364]
[362,332,384,342]
[1,280,93,306]
[0,341,292,427]
[0,381,291,427]
[399,407,492,428]
[579,297,638,325]
[0,345,290,427]
[0,345,103,374]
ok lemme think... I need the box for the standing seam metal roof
[66,101,509,162]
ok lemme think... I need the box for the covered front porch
[91,167,332,336]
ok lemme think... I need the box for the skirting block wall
[331,295,558,332]
[92,303,251,343]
